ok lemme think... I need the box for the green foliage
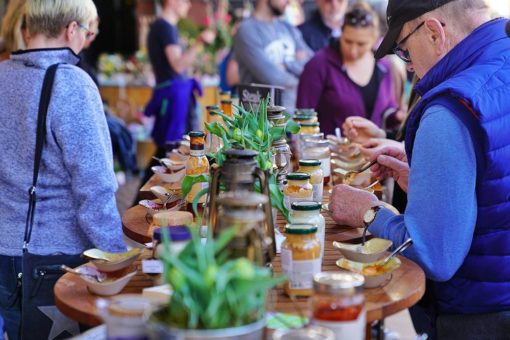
[205,98,300,221]
[157,226,286,329]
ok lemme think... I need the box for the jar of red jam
[311,272,366,340]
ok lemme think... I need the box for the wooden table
[57,195,425,329]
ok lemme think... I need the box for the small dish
[333,167,372,187]
[78,265,137,296]
[139,199,165,216]
[150,186,180,204]
[336,257,401,288]
[333,238,392,263]
[151,166,185,183]
[83,248,141,272]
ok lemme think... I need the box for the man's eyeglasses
[393,21,445,63]
[77,23,95,39]
[344,10,374,28]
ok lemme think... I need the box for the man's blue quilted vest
[405,19,510,314]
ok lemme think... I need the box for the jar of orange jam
[311,272,366,340]
[281,224,322,297]
[283,173,313,210]
[186,131,209,205]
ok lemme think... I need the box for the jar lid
[313,272,365,295]
[189,131,205,138]
[153,226,192,242]
[300,122,320,127]
[224,148,258,159]
[210,110,223,116]
[291,201,321,211]
[286,172,310,181]
[272,326,335,340]
[304,139,329,147]
[285,223,317,234]
[221,100,233,104]
[299,159,321,167]
[206,105,219,110]
[293,116,312,121]
[231,93,239,98]
[267,105,287,113]
[219,90,231,95]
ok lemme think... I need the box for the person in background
[330,0,510,338]
[137,0,215,200]
[298,0,348,52]
[218,12,241,93]
[0,0,28,61]
[0,0,126,338]
[233,0,312,111]
[297,2,402,137]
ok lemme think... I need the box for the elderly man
[298,0,348,51]
[233,0,312,111]
[329,0,510,338]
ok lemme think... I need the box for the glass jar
[231,93,240,106]
[221,99,233,118]
[311,272,366,340]
[300,122,320,134]
[152,226,192,259]
[219,90,231,102]
[283,173,313,210]
[206,110,224,153]
[186,131,209,204]
[281,224,322,297]
[298,160,324,203]
[272,139,292,188]
[290,202,325,259]
[302,139,331,184]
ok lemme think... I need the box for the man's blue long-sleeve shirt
[369,105,478,282]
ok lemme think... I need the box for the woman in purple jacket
[297,3,401,136]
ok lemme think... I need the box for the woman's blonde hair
[26,0,97,39]
[343,1,380,36]
[1,0,27,52]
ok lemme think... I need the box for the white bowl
[83,248,142,272]
[78,265,137,296]
[139,199,165,216]
[333,167,372,187]
[151,166,186,183]
[333,238,392,263]
[336,257,401,288]
[150,186,180,204]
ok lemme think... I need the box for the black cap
[375,0,455,59]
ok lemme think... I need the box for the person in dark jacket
[298,0,348,52]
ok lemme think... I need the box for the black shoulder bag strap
[23,63,60,252]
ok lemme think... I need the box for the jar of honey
[300,122,320,134]
[283,173,313,210]
[311,272,366,340]
[186,131,209,206]
[298,159,324,203]
[281,224,322,297]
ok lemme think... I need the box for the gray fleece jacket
[0,48,126,256]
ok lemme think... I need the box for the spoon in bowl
[61,265,107,283]
[343,160,378,185]
[381,238,413,265]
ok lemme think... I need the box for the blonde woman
[0,1,126,339]
[0,0,28,60]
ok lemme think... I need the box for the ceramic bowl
[139,199,166,216]
[333,238,393,263]
[151,166,185,183]
[336,257,401,288]
[333,167,372,187]
[79,265,137,296]
[150,186,181,204]
[83,248,141,272]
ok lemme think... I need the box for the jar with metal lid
[298,160,324,203]
[281,224,322,297]
[272,326,335,340]
[311,272,366,340]
[302,139,331,184]
[300,122,320,134]
[221,99,233,118]
[152,226,192,259]
[283,173,313,210]
[290,202,325,259]
[272,139,292,187]
[206,110,224,153]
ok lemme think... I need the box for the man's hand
[198,29,216,45]
[371,146,410,192]
[329,185,380,227]
[360,138,404,160]
[342,116,386,144]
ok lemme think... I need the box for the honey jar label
[281,248,322,290]
[313,310,366,340]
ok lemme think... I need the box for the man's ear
[424,19,447,56]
